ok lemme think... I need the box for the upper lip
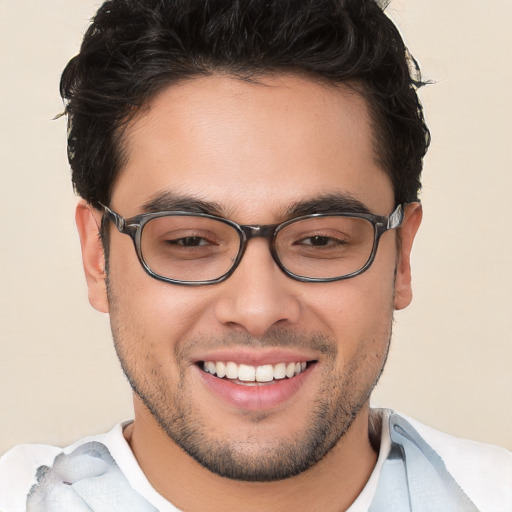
[192,349,319,366]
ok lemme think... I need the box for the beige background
[0,0,511,455]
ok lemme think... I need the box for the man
[0,0,510,510]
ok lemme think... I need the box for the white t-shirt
[1,409,510,511]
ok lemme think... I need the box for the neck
[124,399,378,512]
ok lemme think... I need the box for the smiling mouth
[199,360,315,385]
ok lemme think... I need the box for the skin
[76,74,422,511]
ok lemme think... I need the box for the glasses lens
[140,215,241,282]
[275,216,375,279]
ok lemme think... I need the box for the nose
[213,238,301,338]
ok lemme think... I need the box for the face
[78,74,421,481]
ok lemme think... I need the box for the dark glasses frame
[100,203,404,285]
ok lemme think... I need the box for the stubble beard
[110,318,392,482]
[106,262,393,482]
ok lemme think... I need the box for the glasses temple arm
[387,204,404,229]
[100,203,126,232]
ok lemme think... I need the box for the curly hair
[60,0,430,208]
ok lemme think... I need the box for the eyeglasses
[101,204,404,285]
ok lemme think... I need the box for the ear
[394,202,422,311]
[75,200,109,313]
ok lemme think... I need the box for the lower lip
[195,364,314,411]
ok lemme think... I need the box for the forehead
[112,74,394,220]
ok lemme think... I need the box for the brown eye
[169,236,210,247]
[296,236,346,247]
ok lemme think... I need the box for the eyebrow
[142,191,225,216]
[284,193,372,218]
[141,191,372,219]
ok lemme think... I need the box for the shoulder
[393,411,512,511]
[0,424,129,512]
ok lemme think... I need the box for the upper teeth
[203,361,307,382]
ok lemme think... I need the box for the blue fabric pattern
[369,415,480,512]
[26,442,157,512]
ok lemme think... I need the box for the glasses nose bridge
[240,223,276,244]
[233,224,280,278]
[237,223,278,263]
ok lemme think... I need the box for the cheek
[306,260,396,358]
[107,238,215,347]
[313,269,395,325]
